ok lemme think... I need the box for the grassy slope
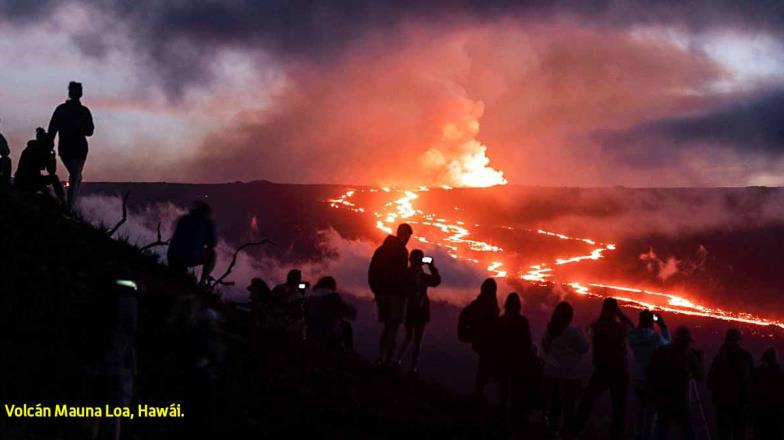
[0,188,495,440]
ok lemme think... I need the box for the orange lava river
[329,187,784,329]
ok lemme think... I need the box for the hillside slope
[0,188,497,440]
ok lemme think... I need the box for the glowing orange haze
[181,20,726,187]
[329,187,784,329]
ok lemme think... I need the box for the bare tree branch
[140,222,171,251]
[108,192,130,237]
[209,239,275,290]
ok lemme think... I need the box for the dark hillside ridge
[0,188,496,439]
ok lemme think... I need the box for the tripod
[689,379,712,440]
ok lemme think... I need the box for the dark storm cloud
[3,0,784,95]
[600,91,784,165]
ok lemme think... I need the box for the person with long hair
[571,298,633,440]
[496,293,534,415]
[541,301,589,436]
[396,250,441,374]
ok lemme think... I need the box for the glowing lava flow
[328,187,784,329]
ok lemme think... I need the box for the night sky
[1,0,783,187]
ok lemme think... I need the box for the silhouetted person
[272,269,307,342]
[648,326,704,440]
[14,127,65,203]
[541,301,589,436]
[628,310,670,440]
[305,276,356,352]
[368,223,412,365]
[48,81,93,209]
[458,278,500,400]
[751,348,784,440]
[396,250,441,374]
[708,328,754,440]
[572,298,634,440]
[247,277,272,335]
[167,201,217,285]
[0,119,10,187]
[496,292,535,417]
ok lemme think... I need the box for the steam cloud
[78,195,487,304]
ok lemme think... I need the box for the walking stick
[689,379,712,440]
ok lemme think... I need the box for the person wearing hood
[458,278,501,400]
[628,310,670,440]
[647,326,704,440]
[708,328,754,440]
[305,276,356,352]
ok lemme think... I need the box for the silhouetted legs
[655,403,695,440]
[396,323,425,372]
[376,295,405,365]
[572,367,628,440]
[474,355,495,400]
[633,380,657,440]
[545,376,581,434]
[716,406,748,440]
[379,322,400,364]
[63,158,85,209]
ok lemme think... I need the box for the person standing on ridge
[647,326,705,440]
[541,301,589,436]
[458,278,500,401]
[708,328,754,440]
[628,310,670,440]
[48,81,94,209]
[0,118,11,186]
[368,223,412,366]
[571,298,634,440]
[396,249,441,375]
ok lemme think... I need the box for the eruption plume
[422,102,507,188]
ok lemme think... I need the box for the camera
[297,282,307,291]
[421,256,433,264]
[653,314,659,322]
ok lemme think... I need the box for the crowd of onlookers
[3,87,783,438]
[370,223,784,440]
[58,207,784,440]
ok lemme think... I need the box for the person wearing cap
[647,326,704,440]
[47,81,94,209]
[708,328,754,440]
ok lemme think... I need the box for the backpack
[458,300,483,343]
[367,244,388,296]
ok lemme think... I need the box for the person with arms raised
[396,250,441,375]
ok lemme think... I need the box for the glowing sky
[1,1,783,187]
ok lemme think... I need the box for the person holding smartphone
[395,250,440,375]
[628,310,671,440]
